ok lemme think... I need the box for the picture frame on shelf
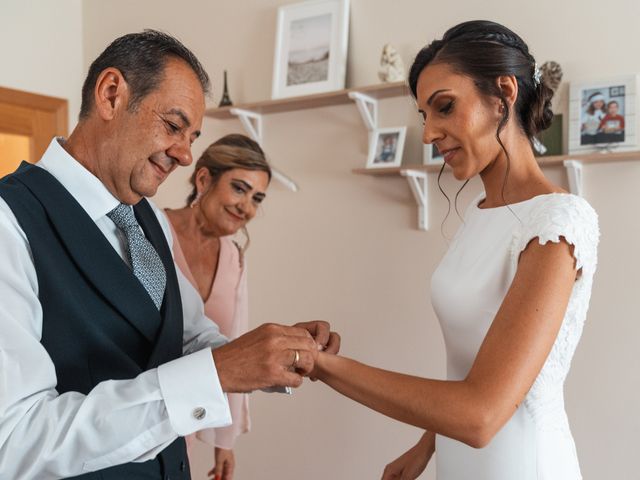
[423,143,444,165]
[569,75,639,154]
[366,127,407,169]
[271,0,350,99]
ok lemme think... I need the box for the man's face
[101,57,205,204]
[608,102,619,115]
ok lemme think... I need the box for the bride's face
[415,62,503,181]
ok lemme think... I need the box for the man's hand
[212,323,319,393]
[293,320,341,381]
[293,320,341,355]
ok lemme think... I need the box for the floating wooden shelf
[205,81,409,119]
[353,165,438,176]
[205,80,640,231]
[352,150,640,176]
[537,150,640,166]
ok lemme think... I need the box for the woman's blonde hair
[187,134,271,257]
[186,133,271,205]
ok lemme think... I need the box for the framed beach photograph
[271,0,350,99]
[366,127,407,169]
[569,75,639,154]
[423,143,444,165]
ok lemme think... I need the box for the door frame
[0,86,68,162]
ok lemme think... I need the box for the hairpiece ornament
[533,63,542,86]
[539,61,563,92]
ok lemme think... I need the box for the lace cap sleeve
[511,194,600,275]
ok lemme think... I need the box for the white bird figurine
[378,44,405,83]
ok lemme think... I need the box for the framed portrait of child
[569,75,639,154]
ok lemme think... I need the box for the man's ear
[496,75,519,110]
[93,67,130,120]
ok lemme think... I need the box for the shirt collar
[36,137,121,221]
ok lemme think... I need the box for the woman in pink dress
[164,134,271,480]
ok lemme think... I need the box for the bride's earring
[190,192,202,208]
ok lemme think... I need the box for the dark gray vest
[0,162,191,480]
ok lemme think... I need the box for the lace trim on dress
[510,194,599,276]
[509,194,600,433]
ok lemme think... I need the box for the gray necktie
[107,203,166,310]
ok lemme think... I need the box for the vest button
[192,407,206,420]
[180,461,186,471]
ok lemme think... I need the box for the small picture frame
[423,143,444,165]
[569,75,639,154]
[366,127,407,169]
[271,0,350,99]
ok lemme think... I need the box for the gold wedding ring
[291,349,300,369]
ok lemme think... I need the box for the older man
[0,30,338,480]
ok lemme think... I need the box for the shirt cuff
[157,348,232,436]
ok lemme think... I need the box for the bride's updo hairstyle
[408,20,554,149]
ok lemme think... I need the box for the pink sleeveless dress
[166,215,250,452]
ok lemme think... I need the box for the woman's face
[593,100,605,110]
[415,63,503,180]
[195,167,269,237]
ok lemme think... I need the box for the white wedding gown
[430,193,599,480]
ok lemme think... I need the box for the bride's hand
[381,432,434,480]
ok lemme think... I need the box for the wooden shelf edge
[353,165,440,176]
[535,150,640,166]
[205,81,408,119]
[353,150,640,176]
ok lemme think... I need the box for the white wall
[0,0,84,129]
[83,1,640,479]
[3,0,639,479]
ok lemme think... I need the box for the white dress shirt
[0,138,232,479]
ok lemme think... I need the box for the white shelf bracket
[271,169,299,192]
[229,108,263,143]
[400,169,429,231]
[563,160,584,197]
[229,108,299,192]
[348,91,378,131]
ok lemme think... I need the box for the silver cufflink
[192,407,206,420]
